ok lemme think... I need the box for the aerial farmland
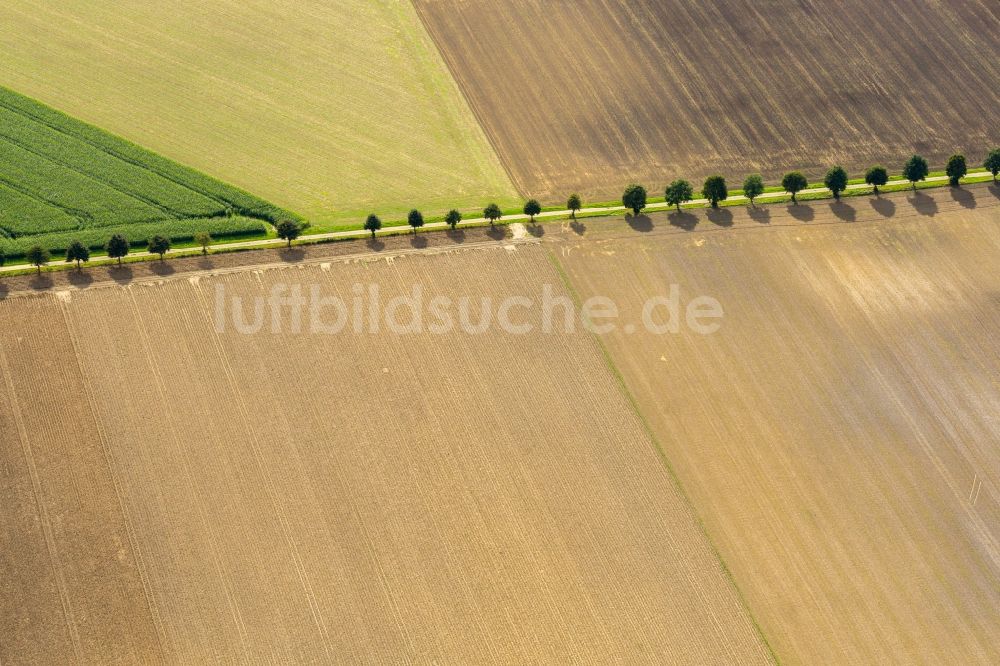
[1,0,999,663]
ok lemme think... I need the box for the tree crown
[26,245,50,266]
[445,209,462,227]
[665,179,694,208]
[782,171,809,193]
[622,184,647,214]
[523,199,542,217]
[984,148,1000,176]
[148,234,171,256]
[903,155,929,183]
[407,209,424,228]
[824,166,848,195]
[865,166,889,187]
[742,174,765,200]
[702,175,728,202]
[567,194,582,211]
[65,240,90,264]
[483,203,502,220]
[276,220,300,240]
[106,234,130,258]
[946,154,967,183]
[365,214,382,230]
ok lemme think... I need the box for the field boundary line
[545,248,781,665]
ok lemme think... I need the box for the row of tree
[9,231,217,274]
[618,149,1000,216]
[9,150,998,273]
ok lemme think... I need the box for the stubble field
[415,0,1000,202]
[0,0,519,227]
[553,185,1000,663]
[0,245,771,663]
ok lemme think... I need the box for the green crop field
[0,0,520,230]
[0,87,290,258]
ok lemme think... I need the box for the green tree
[865,166,889,195]
[407,209,424,234]
[0,248,5,267]
[824,166,849,200]
[194,231,212,255]
[276,220,301,247]
[664,179,694,211]
[523,199,542,223]
[946,154,967,186]
[902,155,929,190]
[364,214,382,240]
[622,184,647,216]
[106,234,130,265]
[567,193,582,219]
[445,209,462,230]
[483,203,503,227]
[65,240,90,270]
[702,176,728,208]
[742,174,765,206]
[782,171,809,204]
[148,234,171,260]
[26,246,49,274]
[984,148,1000,183]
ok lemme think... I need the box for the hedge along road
[1,170,995,273]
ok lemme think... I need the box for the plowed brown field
[0,245,771,662]
[415,0,1000,201]
[553,185,1000,662]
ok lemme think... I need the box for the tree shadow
[668,211,698,231]
[830,200,856,222]
[410,234,428,249]
[527,222,545,238]
[150,261,176,277]
[366,238,385,252]
[870,196,896,218]
[626,213,653,232]
[787,204,815,222]
[989,183,999,199]
[280,248,306,263]
[446,228,465,244]
[109,265,134,285]
[949,186,976,209]
[28,273,54,291]
[0,282,8,300]
[67,270,94,289]
[748,206,771,224]
[706,208,734,227]
[909,192,938,217]
[569,220,586,235]
[486,225,508,241]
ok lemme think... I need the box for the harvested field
[553,184,1000,663]
[0,0,518,226]
[415,0,1000,202]
[0,245,771,662]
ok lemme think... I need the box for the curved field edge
[0,87,296,257]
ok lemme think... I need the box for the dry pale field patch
[415,0,1000,202]
[553,185,1000,663]
[0,245,770,662]
[0,0,518,226]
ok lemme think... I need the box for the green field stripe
[0,88,297,222]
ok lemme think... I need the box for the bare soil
[414,0,1000,202]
